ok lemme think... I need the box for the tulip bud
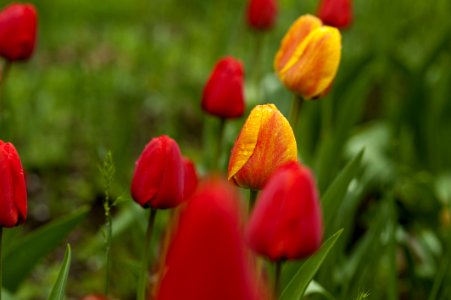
[202,56,245,119]
[246,162,323,260]
[182,157,198,200]
[246,0,277,31]
[0,3,37,61]
[0,140,27,228]
[274,15,341,99]
[156,178,262,300]
[131,135,184,209]
[317,0,352,29]
[228,104,297,190]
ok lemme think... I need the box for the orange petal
[274,15,322,73]
[280,26,341,99]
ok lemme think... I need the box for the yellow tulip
[228,104,297,190]
[274,14,341,99]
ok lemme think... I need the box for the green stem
[0,61,12,115]
[289,95,304,130]
[249,189,258,212]
[137,208,158,300]
[274,260,283,297]
[104,212,112,297]
[215,118,226,171]
[0,227,3,300]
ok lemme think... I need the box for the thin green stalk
[289,95,304,130]
[137,208,158,300]
[0,61,12,115]
[0,227,3,300]
[274,260,283,297]
[249,189,258,212]
[215,118,226,171]
[104,211,112,296]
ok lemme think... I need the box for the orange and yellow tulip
[274,15,341,99]
[228,104,297,190]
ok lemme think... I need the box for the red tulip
[246,0,277,31]
[0,3,37,61]
[131,135,184,209]
[182,157,198,200]
[155,178,262,300]
[246,162,322,260]
[202,56,245,119]
[317,0,352,29]
[0,140,27,228]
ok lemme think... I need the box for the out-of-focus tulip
[228,104,297,190]
[246,162,323,260]
[246,0,277,31]
[202,56,245,119]
[182,157,198,200]
[155,178,262,300]
[131,135,184,209]
[274,15,341,99]
[81,295,107,300]
[0,140,27,228]
[0,3,37,61]
[317,0,352,29]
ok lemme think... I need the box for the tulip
[202,56,245,119]
[131,135,184,209]
[228,104,297,190]
[246,0,277,31]
[274,15,341,100]
[155,178,262,300]
[182,157,198,200]
[0,140,27,228]
[317,0,352,29]
[246,161,323,261]
[0,3,37,61]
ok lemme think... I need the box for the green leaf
[304,280,335,300]
[280,229,343,300]
[48,244,72,300]
[322,149,364,235]
[3,207,88,291]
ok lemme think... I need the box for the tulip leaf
[322,149,364,235]
[304,280,335,300]
[48,244,72,300]
[280,229,343,300]
[2,207,88,292]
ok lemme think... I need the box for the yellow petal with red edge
[274,15,323,73]
[280,26,341,99]
[228,104,298,190]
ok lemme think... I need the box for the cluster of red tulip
[0,0,353,299]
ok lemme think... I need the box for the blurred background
[0,0,450,298]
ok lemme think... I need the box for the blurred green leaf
[1,289,15,300]
[304,280,335,300]
[48,244,71,300]
[280,229,343,300]
[3,208,88,292]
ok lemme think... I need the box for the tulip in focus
[246,0,277,31]
[182,157,198,200]
[274,15,341,99]
[246,162,323,260]
[131,135,184,209]
[228,104,297,190]
[155,178,262,300]
[317,0,352,29]
[0,140,27,228]
[202,56,245,119]
[0,3,37,61]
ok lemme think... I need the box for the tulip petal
[280,26,341,99]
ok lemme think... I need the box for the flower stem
[249,189,258,212]
[0,61,12,115]
[215,118,226,171]
[104,211,112,297]
[289,95,304,130]
[274,260,283,297]
[0,227,3,300]
[137,208,158,300]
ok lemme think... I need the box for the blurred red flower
[246,0,277,31]
[155,178,263,300]
[131,135,184,209]
[246,162,323,260]
[202,56,245,119]
[0,3,37,61]
[0,140,27,227]
[317,0,352,29]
